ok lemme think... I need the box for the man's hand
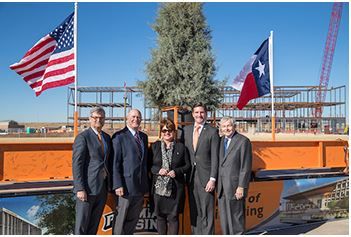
[115,187,124,197]
[159,168,169,176]
[77,191,87,202]
[235,187,244,200]
[167,170,176,178]
[205,180,216,193]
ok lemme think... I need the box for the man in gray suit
[181,103,219,234]
[218,116,252,235]
[72,107,111,234]
[111,109,149,235]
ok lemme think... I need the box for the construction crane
[315,2,343,118]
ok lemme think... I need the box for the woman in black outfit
[150,118,190,235]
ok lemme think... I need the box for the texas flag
[232,39,271,110]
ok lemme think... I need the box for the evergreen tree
[139,2,222,110]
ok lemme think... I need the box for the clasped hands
[159,168,176,178]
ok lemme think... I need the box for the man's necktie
[193,125,200,151]
[224,137,229,156]
[98,132,107,179]
[134,132,142,156]
[97,132,105,156]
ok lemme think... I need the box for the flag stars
[255,60,265,78]
[49,14,74,51]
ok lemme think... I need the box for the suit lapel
[154,141,161,159]
[101,131,110,160]
[220,137,225,163]
[126,128,142,160]
[171,142,180,164]
[139,132,146,160]
[222,131,238,164]
[195,123,207,152]
[89,127,104,160]
[189,125,195,152]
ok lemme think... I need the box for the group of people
[72,103,252,235]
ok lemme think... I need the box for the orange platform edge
[0,140,348,234]
[0,140,348,182]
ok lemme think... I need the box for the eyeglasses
[91,116,105,121]
[161,129,173,133]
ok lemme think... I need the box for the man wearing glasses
[72,107,112,234]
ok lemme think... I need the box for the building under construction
[67,85,346,134]
[67,4,347,135]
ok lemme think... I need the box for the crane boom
[315,2,343,118]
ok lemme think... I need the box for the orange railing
[0,140,347,182]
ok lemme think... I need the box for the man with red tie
[111,109,150,234]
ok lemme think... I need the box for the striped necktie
[134,132,142,156]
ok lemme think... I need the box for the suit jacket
[217,131,252,199]
[72,127,112,195]
[111,127,149,196]
[150,140,191,187]
[181,123,220,187]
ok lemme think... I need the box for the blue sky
[0,2,349,122]
[282,176,345,197]
[0,195,40,225]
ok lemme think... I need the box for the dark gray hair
[90,107,105,116]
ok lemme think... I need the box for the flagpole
[73,2,79,138]
[269,31,275,141]
[124,81,127,126]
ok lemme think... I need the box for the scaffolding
[218,85,346,134]
[67,86,138,131]
[67,85,347,134]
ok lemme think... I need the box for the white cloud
[26,205,40,218]
[295,178,317,187]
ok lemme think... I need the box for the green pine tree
[139,2,223,110]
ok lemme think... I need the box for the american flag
[10,13,75,96]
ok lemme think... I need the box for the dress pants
[156,213,179,235]
[74,181,107,235]
[189,171,215,235]
[112,195,144,235]
[218,192,245,235]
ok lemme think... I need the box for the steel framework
[67,85,346,134]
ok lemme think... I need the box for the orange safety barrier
[252,140,348,171]
[0,140,347,182]
[0,142,72,182]
[0,140,348,234]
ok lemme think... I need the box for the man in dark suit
[218,116,252,235]
[181,103,219,234]
[111,109,149,235]
[72,107,111,234]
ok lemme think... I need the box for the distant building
[280,178,349,223]
[0,120,25,133]
[0,208,41,235]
